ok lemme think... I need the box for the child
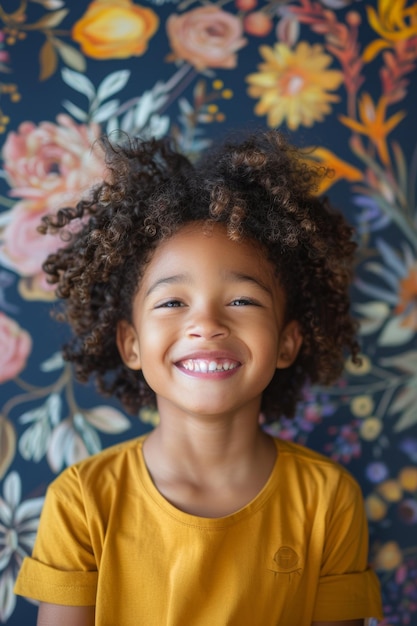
[14,130,383,626]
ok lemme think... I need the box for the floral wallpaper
[0,0,416,623]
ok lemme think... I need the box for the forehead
[143,222,272,280]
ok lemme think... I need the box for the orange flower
[72,0,159,60]
[302,146,363,194]
[363,0,417,62]
[339,93,405,165]
[395,263,417,329]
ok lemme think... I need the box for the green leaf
[53,38,86,73]
[25,8,69,30]
[97,70,130,103]
[61,67,95,101]
[394,406,417,432]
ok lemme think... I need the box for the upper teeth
[181,359,238,372]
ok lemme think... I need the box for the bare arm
[37,603,95,626]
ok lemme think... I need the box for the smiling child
[14,130,383,625]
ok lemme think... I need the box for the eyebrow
[223,270,272,294]
[145,270,271,296]
[145,273,190,296]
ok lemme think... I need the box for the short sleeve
[312,473,383,621]
[14,467,98,606]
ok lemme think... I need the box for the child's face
[117,222,302,421]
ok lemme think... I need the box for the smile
[178,359,240,373]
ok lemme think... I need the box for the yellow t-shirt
[14,436,383,625]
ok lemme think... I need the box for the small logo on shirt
[268,546,302,579]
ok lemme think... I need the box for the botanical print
[0,0,416,623]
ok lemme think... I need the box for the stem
[3,366,71,416]
[159,67,198,116]
[111,64,194,119]
[316,373,409,397]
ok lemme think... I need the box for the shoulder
[47,435,147,502]
[274,437,362,500]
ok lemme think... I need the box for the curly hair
[40,129,359,422]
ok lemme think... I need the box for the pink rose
[1,115,106,299]
[1,200,60,281]
[166,6,247,70]
[0,312,32,383]
[2,114,105,202]
[0,199,85,298]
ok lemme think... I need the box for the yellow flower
[72,0,159,60]
[365,494,387,521]
[359,417,383,441]
[363,0,417,62]
[377,479,403,502]
[246,42,343,130]
[339,93,406,165]
[398,466,417,492]
[350,395,374,418]
[373,541,403,571]
[345,354,372,376]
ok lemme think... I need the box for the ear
[276,320,303,369]
[116,320,141,370]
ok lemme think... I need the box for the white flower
[0,472,44,622]
[47,406,131,473]
[355,239,417,346]
[18,393,62,463]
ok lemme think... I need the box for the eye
[155,299,185,308]
[230,298,259,307]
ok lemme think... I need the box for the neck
[143,399,274,487]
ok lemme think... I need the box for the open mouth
[177,359,240,373]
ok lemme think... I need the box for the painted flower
[2,114,104,204]
[325,422,361,463]
[351,395,374,418]
[47,406,131,473]
[377,479,403,502]
[344,353,372,376]
[355,240,417,346]
[373,541,403,571]
[166,6,247,70]
[1,115,105,299]
[359,417,383,441]
[302,147,363,195]
[0,472,44,622]
[398,466,417,492]
[366,493,387,521]
[0,200,63,299]
[72,0,159,59]
[246,42,343,130]
[363,0,417,62]
[366,462,389,484]
[339,94,405,165]
[0,312,31,384]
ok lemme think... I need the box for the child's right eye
[156,300,184,308]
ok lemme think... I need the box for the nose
[186,304,230,340]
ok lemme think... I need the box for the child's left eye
[230,298,257,306]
